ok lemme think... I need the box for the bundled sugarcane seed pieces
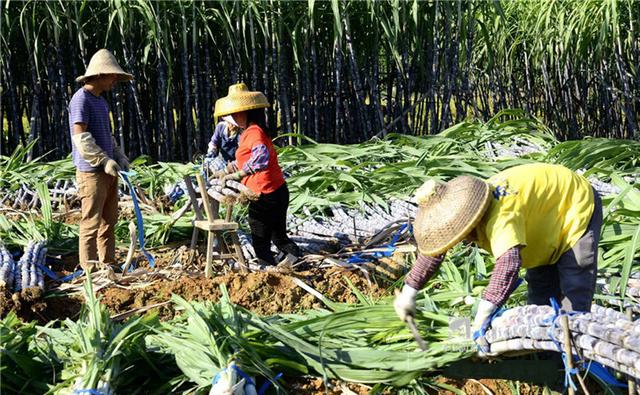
[484,304,640,378]
[3,240,48,293]
[0,244,15,289]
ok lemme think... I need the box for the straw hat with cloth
[214,83,270,118]
[76,49,133,83]
[413,176,492,256]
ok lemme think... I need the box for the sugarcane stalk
[122,221,138,273]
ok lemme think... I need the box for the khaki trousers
[77,170,119,270]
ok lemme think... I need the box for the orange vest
[236,125,285,195]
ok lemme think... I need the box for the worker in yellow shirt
[394,163,602,347]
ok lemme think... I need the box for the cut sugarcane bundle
[13,240,47,292]
[484,304,640,378]
[0,244,15,290]
[237,230,256,261]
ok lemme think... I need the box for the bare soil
[99,266,385,320]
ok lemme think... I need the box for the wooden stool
[183,174,248,276]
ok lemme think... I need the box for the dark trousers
[248,183,301,265]
[525,189,603,312]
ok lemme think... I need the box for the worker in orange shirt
[214,83,301,266]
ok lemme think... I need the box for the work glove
[104,159,121,177]
[225,161,239,174]
[223,170,248,182]
[210,170,226,180]
[393,284,418,322]
[112,136,130,171]
[472,299,498,357]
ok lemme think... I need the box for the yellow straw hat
[214,83,270,118]
[413,176,492,256]
[76,49,133,83]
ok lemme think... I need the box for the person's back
[475,163,594,268]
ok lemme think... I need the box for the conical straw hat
[214,83,270,117]
[76,49,133,83]
[413,176,491,256]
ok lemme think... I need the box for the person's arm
[207,124,225,158]
[394,254,445,321]
[482,247,522,307]
[224,143,269,181]
[405,254,445,290]
[71,123,120,176]
[242,144,269,174]
[472,247,522,333]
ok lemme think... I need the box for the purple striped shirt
[68,88,114,172]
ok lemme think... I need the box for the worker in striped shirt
[394,163,602,351]
[213,83,301,267]
[68,49,132,272]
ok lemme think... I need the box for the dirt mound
[0,286,83,324]
[99,267,387,319]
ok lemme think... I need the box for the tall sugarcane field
[1,1,640,395]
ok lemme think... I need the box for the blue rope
[71,390,104,395]
[119,171,155,271]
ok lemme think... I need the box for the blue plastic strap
[119,171,155,270]
[59,270,85,282]
[36,262,59,280]
[545,297,580,392]
[258,372,283,395]
[36,262,84,283]
[72,390,104,395]
[562,354,579,391]
[586,361,628,388]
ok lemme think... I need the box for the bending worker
[205,117,242,172]
[68,49,132,272]
[394,163,602,345]
[213,83,301,266]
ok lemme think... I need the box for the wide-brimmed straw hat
[214,83,270,118]
[413,176,492,256]
[76,49,133,83]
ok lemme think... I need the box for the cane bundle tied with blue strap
[544,297,580,392]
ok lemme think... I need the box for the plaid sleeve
[242,144,269,174]
[482,247,522,307]
[405,254,445,290]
